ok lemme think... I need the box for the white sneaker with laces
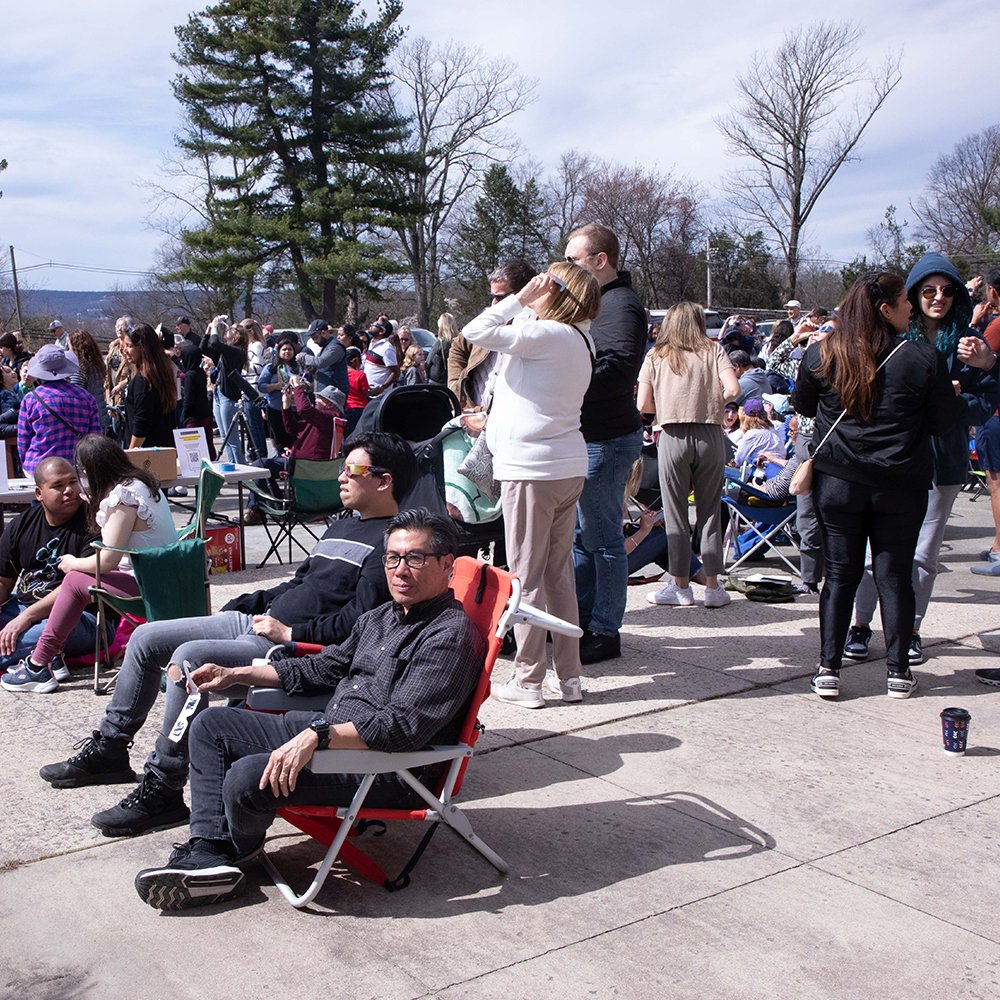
[491,678,544,709]
[646,580,695,606]
[703,585,731,608]
[542,671,583,703]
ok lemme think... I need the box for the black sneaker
[887,669,918,699]
[843,625,872,662]
[91,771,190,837]
[908,633,925,665]
[579,630,622,665]
[810,667,840,699]
[39,731,136,788]
[134,838,248,911]
[975,668,1000,687]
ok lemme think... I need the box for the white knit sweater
[461,296,595,481]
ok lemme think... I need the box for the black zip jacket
[793,336,962,489]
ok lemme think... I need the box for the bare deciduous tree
[912,125,1000,256]
[577,161,705,306]
[385,38,535,327]
[717,20,901,298]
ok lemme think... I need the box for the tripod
[218,393,266,465]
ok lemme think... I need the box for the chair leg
[262,773,378,909]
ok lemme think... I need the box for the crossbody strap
[31,388,83,436]
[813,340,907,457]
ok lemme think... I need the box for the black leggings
[813,471,927,671]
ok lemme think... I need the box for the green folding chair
[246,458,344,568]
[88,462,224,695]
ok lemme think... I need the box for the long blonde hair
[652,302,711,375]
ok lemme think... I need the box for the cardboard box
[127,447,178,483]
[206,524,243,574]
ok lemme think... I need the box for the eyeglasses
[382,550,442,569]
[564,251,598,264]
[341,463,388,479]
[920,284,957,300]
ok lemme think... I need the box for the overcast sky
[0,0,995,297]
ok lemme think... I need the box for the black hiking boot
[39,731,136,788]
[92,771,190,837]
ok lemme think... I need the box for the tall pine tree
[170,0,417,320]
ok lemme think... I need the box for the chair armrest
[92,541,141,555]
[308,745,473,775]
[245,687,330,712]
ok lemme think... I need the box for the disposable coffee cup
[940,707,971,756]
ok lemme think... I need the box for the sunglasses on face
[920,285,957,300]
[341,463,387,479]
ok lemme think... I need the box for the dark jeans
[188,706,426,853]
[813,471,927,671]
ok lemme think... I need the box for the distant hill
[18,290,117,325]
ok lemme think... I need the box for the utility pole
[705,236,712,309]
[8,246,23,332]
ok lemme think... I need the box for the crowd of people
[0,227,999,912]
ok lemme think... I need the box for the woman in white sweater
[462,263,600,708]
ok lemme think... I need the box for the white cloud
[1,0,996,294]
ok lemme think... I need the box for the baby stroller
[353,384,507,559]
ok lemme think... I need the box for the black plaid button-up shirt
[274,589,486,753]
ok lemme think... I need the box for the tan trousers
[501,476,585,686]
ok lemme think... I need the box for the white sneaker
[542,671,583,703]
[646,580,695,606]
[703,585,731,608]
[491,679,544,709]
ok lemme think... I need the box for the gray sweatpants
[656,423,726,578]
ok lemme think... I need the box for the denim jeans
[243,399,268,461]
[213,393,245,464]
[0,597,109,671]
[188,705,425,852]
[573,429,644,635]
[98,611,275,789]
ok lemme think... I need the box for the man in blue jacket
[563,224,646,666]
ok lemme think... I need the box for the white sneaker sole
[134,865,245,910]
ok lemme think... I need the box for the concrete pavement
[1,490,999,999]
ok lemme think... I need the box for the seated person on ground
[133,508,487,911]
[0,458,112,682]
[38,432,417,841]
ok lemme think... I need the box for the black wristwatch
[308,717,330,750]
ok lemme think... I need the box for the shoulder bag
[789,341,905,497]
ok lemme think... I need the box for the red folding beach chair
[246,556,565,908]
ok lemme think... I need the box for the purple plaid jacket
[17,382,102,475]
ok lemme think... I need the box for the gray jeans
[854,482,962,631]
[98,612,277,789]
[794,433,824,585]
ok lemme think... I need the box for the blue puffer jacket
[905,252,998,486]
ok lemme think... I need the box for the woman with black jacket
[123,324,177,449]
[178,343,216,461]
[201,317,254,463]
[793,273,962,700]
[844,252,998,667]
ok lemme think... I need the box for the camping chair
[722,470,801,578]
[88,463,224,695]
[245,555,582,909]
[246,457,344,568]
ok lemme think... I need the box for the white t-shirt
[363,339,398,388]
